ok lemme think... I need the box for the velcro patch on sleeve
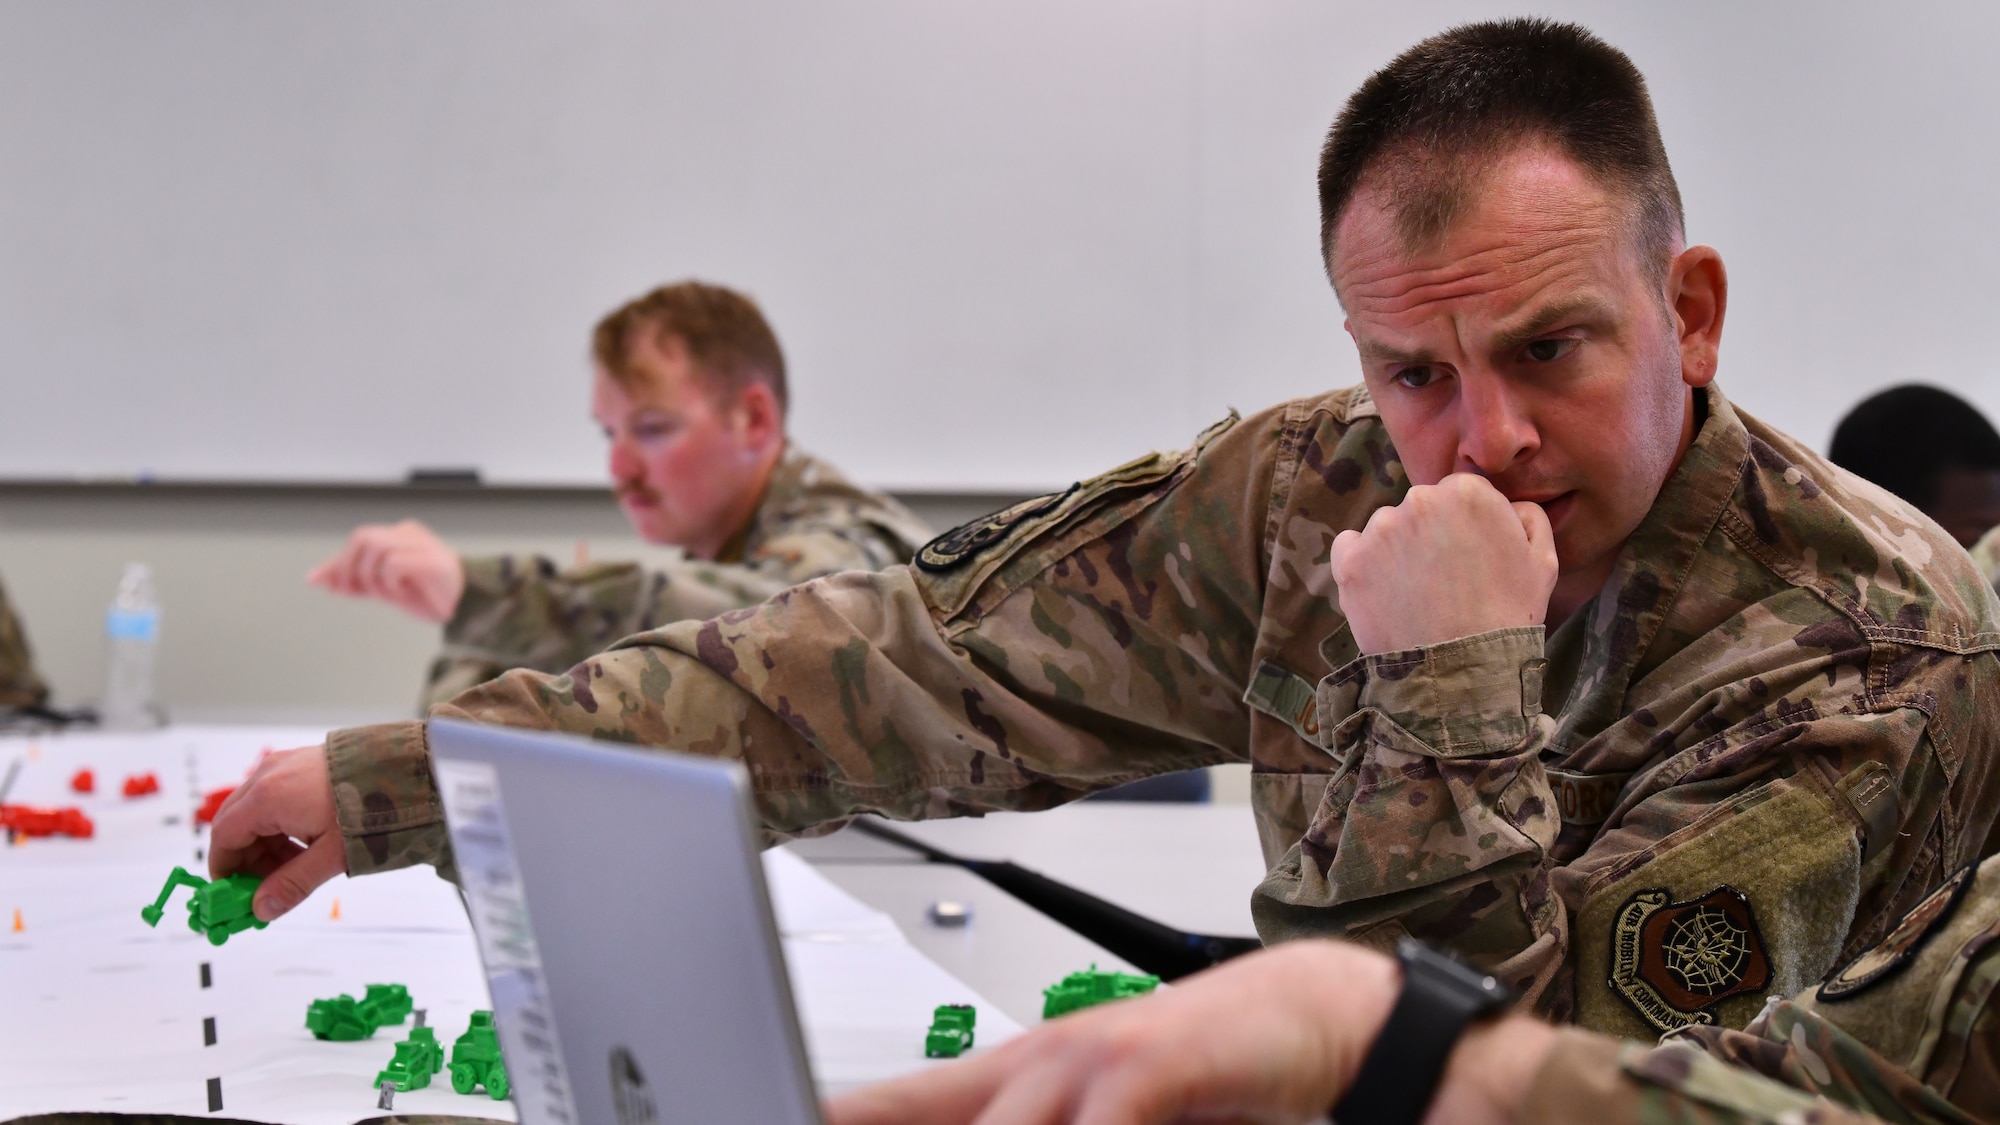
[915,486,1078,573]
[1818,862,1977,1002]
[1573,773,1861,1041]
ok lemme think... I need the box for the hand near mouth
[1330,472,1559,656]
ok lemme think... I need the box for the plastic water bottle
[101,563,161,730]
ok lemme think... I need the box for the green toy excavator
[139,866,268,946]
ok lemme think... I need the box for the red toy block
[70,769,95,794]
[0,804,95,839]
[122,772,161,798]
[194,786,236,826]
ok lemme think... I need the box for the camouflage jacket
[1523,851,2000,1124]
[327,383,2000,1038]
[420,445,934,707]
[0,574,48,711]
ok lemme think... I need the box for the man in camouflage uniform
[1828,384,2000,595]
[307,280,933,707]
[829,852,2000,1125]
[0,573,49,713]
[216,18,2000,1048]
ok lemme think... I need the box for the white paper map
[0,726,1018,1122]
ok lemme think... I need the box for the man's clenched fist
[1330,473,1558,655]
[307,519,466,624]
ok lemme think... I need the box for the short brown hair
[592,280,789,415]
[1318,19,1684,287]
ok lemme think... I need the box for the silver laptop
[429,718,823,1125]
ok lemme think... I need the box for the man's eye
[1394,366,1435,389]
[1524,338,1577,363]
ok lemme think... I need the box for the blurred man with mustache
[223,19,2000,1088]
[310,281,933,707]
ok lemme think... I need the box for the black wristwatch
[1330,939,1514,1125]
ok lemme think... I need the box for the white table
[833,803,1271,939]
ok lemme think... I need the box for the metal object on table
[926,899,973,927]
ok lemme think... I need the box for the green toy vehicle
[449,1010,511,1098]
[375,1026,444,1092]
[359,983,413,1027]
[306,995,375,1041]
[924,1004,977,1058]
[1041,964,1161,1019]
[139,866,267,946]
[306,983,413,1041]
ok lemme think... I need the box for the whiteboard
[3,1,1998,490]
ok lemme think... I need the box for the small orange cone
[11,908,22,933]
[329,898,341,921]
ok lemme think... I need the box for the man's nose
[1455,376,1540,477]
[607,437,642,483]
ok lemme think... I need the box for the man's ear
[1670,246,1727,389]
[731,381,785,455]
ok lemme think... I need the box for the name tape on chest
[1545,766,1634,828]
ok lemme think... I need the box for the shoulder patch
[915,486,1078,573]
[1609,886,1772,1033]
[1818,863,1977,1002]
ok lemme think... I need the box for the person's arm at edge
[824,938,1882,1125]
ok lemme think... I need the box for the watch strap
[1330,939,1513,1125]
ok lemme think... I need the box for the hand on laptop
[307,519,467,624]
[207,744,347,922]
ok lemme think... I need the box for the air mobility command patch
[1609,886,1772,1033]
[915,486,1077,572]
[1818,862,1977,1002]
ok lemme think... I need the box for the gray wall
[0,485,1012,722]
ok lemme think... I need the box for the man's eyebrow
[1352,338,1436,368]
[1491,297,1615,354]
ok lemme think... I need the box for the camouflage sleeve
[0,573,48,711]
[1517,1028,1889,1125]
[423,528,899,708]
[329,410,1272,878]
[1251,625,1567,983]
[1666,856,2000,1125]
[1526,856,2000,1125]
